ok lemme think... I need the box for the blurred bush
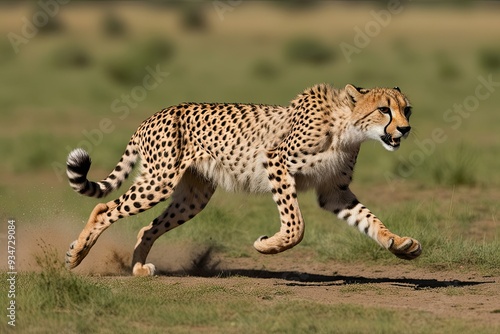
[101,11,127,38]
[252,59,280,79]
[49,43,92,69]
[434,51,461,81]
[284,37,334,65]
[181,5,208,32]
[104,37,174,85]
[31,1,64,34]
[478,48,500,71]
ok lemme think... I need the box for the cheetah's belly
[192,150,272,193]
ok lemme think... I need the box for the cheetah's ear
[345,84,367,104]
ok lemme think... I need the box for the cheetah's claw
[389,236,422,260]
[65,240,90,269]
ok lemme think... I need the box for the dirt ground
[146,251,500,327]
[2,207,496,329]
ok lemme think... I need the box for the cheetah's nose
[397,126,411,136]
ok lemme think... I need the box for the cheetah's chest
[291,149,354,190]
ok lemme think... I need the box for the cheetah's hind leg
[66,172,178,270]
[132,171,216,276]
[65,202,111,269]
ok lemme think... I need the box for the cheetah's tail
[66,141,139,198]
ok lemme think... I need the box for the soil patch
[153,251,500,326]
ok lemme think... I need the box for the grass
[2,246,119,333]
[424,145,478,186]
[0,249,495,334]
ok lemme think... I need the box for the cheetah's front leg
[317,187,422,260]
[254,154,305,254]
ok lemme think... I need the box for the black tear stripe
[383,107,393,136]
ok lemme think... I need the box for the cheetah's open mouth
[381,134,401,148]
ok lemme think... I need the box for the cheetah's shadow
[153,247,494,290]
[157,267,492,290]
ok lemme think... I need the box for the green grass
[1,251,494,334]
[420,145,478,186]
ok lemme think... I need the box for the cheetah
[65,83,422,276]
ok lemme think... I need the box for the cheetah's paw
[253,235,283,254]
[65,240,90,269]
[389,236,422,260]
[133,263,156,276]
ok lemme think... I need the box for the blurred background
[0,1,498,272]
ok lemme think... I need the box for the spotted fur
[66,83,421,276]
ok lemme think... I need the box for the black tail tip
[67,148,91,174]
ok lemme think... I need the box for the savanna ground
[0,2,499,333]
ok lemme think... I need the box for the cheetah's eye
[404,106,412,120]
[378,107,391,114]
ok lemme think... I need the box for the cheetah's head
[345,84,412,152]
